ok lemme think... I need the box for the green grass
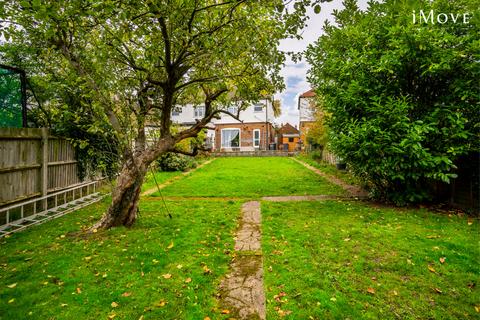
[297,153,360,186]
[0,198,240,320]
[141,170,182,192]
[262,200,480,319]
[154,157,344,198]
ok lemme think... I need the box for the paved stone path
[262,195,344,202]
[292,158,368,197]
[141,158,215,196]
[219,201,266,320]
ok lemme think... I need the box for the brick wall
[214,122,273,151]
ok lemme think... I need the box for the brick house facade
[214,122,274,151]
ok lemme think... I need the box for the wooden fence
[0,128,84,207]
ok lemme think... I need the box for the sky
[275,0,369,127]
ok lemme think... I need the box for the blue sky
[275,0,369,127]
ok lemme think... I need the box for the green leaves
[306,0,479,205]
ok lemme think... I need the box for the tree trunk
[92,160,147,229]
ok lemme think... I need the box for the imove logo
[412,10,471,24]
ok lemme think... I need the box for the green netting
[0,67,23,128]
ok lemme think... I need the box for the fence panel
[0,128,84,207]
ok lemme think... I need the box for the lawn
[262,200,480,319]
[296,153,360,186]
[141,170,182,192]
[152,157,344,198]
[0,197,240,320]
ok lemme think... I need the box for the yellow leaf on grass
[185,277,192,283]
[221,309,230,314]
[203,265,212,274]
[367,287,375,294]
[439,257,446,264]
[76,287,82,294]
[475,305,480,313]
[428,265,436,273]
[434,288,442,294]
[7,283,17,288]
[111,302,118,308]
[162,273,172,279]
[155,300,166,307]
[121,292,132,297]
[167,242,174,249]
[204,317,211,320]
[108,314,116,319]
[467,219,473,226]
[8,299,15,304]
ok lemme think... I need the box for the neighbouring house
[277,123,300,152]
[298,89,316,150]
[165,99,276,152]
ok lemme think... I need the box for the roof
[299,89,316,98]
[278,123,299,135]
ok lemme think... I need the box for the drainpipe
[265,97,269,151]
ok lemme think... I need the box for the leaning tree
[1,0,323,228]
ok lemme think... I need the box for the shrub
[306,0,479,205]
[157,152,197,172]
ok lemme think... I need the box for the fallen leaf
[108,314,116,319]
[111,302,118,308]
[93,229,98,233]
[152,259,159,264]
[268,266,273,272]
[392,290,398,296]
[343,238,351,242]
[167,242,174,249]
[7,283,17,288]
[155,300,166,307]
[162,273,172,279]
[426,235,440,239]
[439,257,446,264]
[60,303,68,307]
[467,219,473,226]
[428,265,436,273]
[203,265,212,274]
[176,264,183,269]
[367,287,375,294]
[8,299,15,304]
[221,309,230,314]
[121,292,132,297]
[475,305,480,313]
[204,317,211,320]
[76,287,82,294]
[434,288,442,294]
[185,277,192,283]
[330,297,337,302]
[138,315,144,320]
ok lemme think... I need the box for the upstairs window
[194,106,205,118]
[172,107,181,116]
[227,105,238,115]
[253,104,263,112]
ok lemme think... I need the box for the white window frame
[253,129,260,148]
[227,105,238,115]
[221,128,241,149]
[172,107,181,116]
[194,106,205,118]
[253,104,263,112]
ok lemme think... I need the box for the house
[170,100,276,151]
[277,123,300,152]
[298,89,316,149]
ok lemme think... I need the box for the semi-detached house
[170,100,276,152]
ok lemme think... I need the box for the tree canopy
[1,0,323,227]
[306,0,479,204]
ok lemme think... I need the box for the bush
[306,0,479,205]
[157,152,197,172]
